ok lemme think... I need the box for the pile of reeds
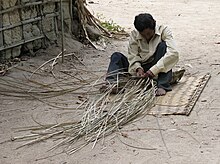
[10,76,156,154]
[0,51,156,153]
[0,51,106,109]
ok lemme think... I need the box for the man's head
[134,13,156,41]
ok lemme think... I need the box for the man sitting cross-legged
[104,13,180,96]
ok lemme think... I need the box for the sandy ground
[1,0,220,163]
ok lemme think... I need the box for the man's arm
[149,26,179,76]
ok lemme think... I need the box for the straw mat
[148,73,211,115]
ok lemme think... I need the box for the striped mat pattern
[149,73,211,115]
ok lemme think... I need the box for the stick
[117,135,157,150]
[155,116,171,158]
[50,49,66,78]
[60,0,65,63]
[29,51,78,79]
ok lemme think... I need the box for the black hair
[134,13,156,32]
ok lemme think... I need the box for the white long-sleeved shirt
[127,25,179,76]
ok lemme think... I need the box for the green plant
[97,14,125,33]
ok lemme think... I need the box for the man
[105,13,179,96]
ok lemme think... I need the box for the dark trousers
[106,42,172,91]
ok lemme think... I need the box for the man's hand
[136,68,145,77]
[145,70,155,79]
[136,68,155,78]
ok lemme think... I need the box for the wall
[0,0,71,61]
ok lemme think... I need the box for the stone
[10,10,20,24]
[43,4,55,14]
[21,8,31,20]
[11,27,22,42]
[23,29,33,39]
[23,30,34,53]
[45,31,57,42]
[12,46,21,58]
[85,24,102,41]
[33,40,42,50]
[2,1,10,9]
[9,0,17,7]
[42,17,54,32]
[5,49,12,60]
[32,25,41,36]
[23,24,32,33]
[3,13,10,26]
[4,30,12,45]
[25,42,34,53]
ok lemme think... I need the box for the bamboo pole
[0,17,41,32]
[60,0,64,63]
[0,35,44,51]
[0,1,3,50]
[0,12,59,32]
[69,0,73,33]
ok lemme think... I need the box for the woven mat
[148,73,211,115]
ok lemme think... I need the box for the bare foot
[156,88,166,96]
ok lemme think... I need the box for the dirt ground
[1,0,220,163]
